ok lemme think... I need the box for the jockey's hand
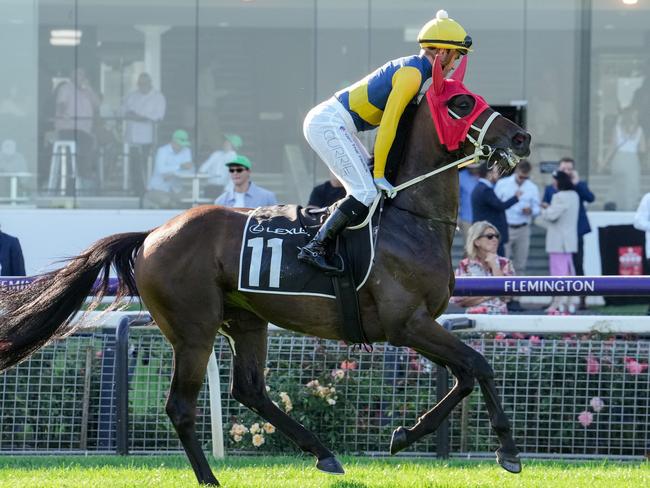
[374,177,397,198]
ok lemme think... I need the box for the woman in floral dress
[451,220,514,314]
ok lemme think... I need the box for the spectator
[122,73,166,197]
[0,140,27,173]
[307,173,346,209]
[199,134,242,199]
[0,226,26,276]
[538,171,579,314]
[450,221,514,314]
[633,192,650,314]
[471,162,520,256]
[599,106,646,210]
[55,67,100,190]
[142,130,193,209]
[458,164,480,239]
[215,155,277,208]
[543,156,595,309]
[495,160,540,274]
[631,75,649,162]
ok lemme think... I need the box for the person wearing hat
[199,134,242,199]
[143,129,193,209]
[214,155,277,208]
[298,9,473,273]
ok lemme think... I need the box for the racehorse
[0,58,530,486]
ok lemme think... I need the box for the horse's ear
[432,55,445,95]
[450,55,468,83]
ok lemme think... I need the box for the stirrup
[298,245,345,275]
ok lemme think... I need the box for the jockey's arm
[372,67,422,179]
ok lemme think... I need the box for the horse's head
[427,55,531,175]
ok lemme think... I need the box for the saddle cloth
[238,205,374,298]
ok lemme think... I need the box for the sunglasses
[229,167,246,173]
[479,233,500,240]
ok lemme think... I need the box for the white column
[134,25,171,89]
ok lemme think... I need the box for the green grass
[0,455,647,488]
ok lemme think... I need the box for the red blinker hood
[425,55,490,151]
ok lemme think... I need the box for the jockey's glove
[374,177,397,198]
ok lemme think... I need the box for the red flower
[624,357,648,375]
[340,360,357,371]
[585,356,600,375]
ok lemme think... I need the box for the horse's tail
[0,231,151,372]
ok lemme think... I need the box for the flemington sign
[453,276,650,297]
[1,275,650,297]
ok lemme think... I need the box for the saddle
[238,204,374,344]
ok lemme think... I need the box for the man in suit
[0,228,26,276]
[471,162,521,256]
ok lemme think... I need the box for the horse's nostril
[512,132,529,148]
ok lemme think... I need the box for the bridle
[349,107,520,230]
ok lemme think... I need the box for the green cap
[172,129,191,147]
[225,134,243,149]
[226,155,252,170]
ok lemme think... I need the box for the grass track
[0,455,647,488]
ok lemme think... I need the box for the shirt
[543,180,595,236]
[215,182,278,208]
[122,89,166,145]
[147,144,192,193]
[335,54,432,179]
[458,169,479,223]
[450,256,514,314]
[308,181,346,208]
[55,81,98,134]
[494,174,541,226]
[199,149,237,186]
[633,192,650,257]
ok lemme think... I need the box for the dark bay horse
[0,81,530,485]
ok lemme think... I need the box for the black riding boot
[298,207,350,274]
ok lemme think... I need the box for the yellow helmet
[418,10,473,54]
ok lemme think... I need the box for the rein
[349,109,504,231]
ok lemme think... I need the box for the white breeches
[303,97,377,206]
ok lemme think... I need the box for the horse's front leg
[386,306,521,473]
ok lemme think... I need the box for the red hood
[425,55,490,151]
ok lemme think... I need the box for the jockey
[298,9,472,273]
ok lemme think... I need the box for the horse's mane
[384,103,420,183]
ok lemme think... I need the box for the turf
[0,455,647,488]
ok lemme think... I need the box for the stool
[48,140,77,195]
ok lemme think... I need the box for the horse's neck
[392,155,460,223]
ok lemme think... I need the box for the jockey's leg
[298,98,376,273]
[298,195,367,273]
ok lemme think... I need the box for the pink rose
[529,335,541,346]
[590,397,605,413]
[494,333,506,342]
[578,410,593,427]
[340,360,357,371]
[624,357,648,375]
[586,356,600,375]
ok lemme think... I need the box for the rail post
[115,314,152,455]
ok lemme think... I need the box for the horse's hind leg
[386,307,521,473]
[225,310,344,474]
[167,339,219,485]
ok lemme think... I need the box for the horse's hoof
[389,427,409,455]
[316,456,345,475]
[496,448,522,474]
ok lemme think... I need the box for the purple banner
[2,275,650,297]
[452,276,650,297]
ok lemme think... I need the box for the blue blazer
[543,181,595,236]
[0,231,26,276]
[471,181,518,247]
